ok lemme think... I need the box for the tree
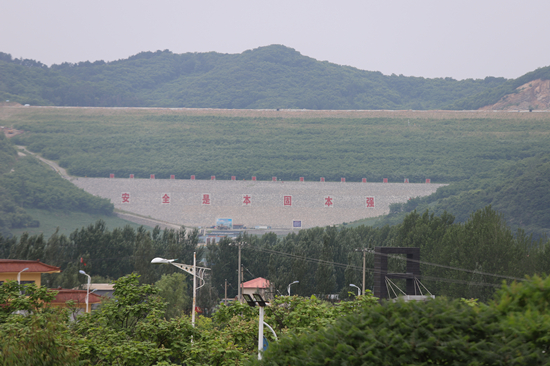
[155,272,190,319]
[0,281,78,365]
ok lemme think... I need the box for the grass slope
[0,133,145,237]
[9,208,153,239]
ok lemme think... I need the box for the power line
[243,245,519,288]
[364,250,525,282]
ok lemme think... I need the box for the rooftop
[49,289,103,305]
[0,259,61,274]
[242,277,270,289]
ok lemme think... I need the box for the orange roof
[0,259,61,274]
[242,277,270,289]
[49,289,103,304]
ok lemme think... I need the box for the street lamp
[287,280,299,296]
[151,253,210,328]
[79,270,91,313]
[350,283,362,297]
[243,293,278,360]
[17,267,29,295]
[17,267,29,285]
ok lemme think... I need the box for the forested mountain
[0,45,528,110]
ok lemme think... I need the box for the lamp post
[17,267,29,285]
[287,280,299,296]
[151,254,210,328]
[350,283,362,297]
[243,293,277,360]
[17,267,29,295]
[79,270,91,313]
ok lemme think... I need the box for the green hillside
[0,133,25,236]
[0,45,512,110]
[5,107,550,236]
[9,109,550,183]
[372,153,550,238]
[0,134,119,237]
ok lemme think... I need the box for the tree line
[3,205,549,305]
[209,206,549,304]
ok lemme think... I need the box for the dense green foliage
[0,282,79,365]
[385,153,550,237]
[254,276,550,365]
[0,133,16,175]
[0,274,378,365]
[155,272,191,319]
[3,272,550,365]
[0,45,515,110]
[2,207,550,363]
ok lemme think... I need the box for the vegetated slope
[0,135,114,237]
[0,133,26,236]
[446,65,550,110]
[9,109,550,183]
[0,45,508,110]
[383,153,550,237]
[8,107,550,235]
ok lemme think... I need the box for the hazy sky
[2,0,549,80]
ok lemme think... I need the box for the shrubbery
[2,273,550,365]
[254,275,550,365]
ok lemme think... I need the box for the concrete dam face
[72,178,445,229]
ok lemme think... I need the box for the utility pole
[241,265,244,299]
[230,240,246,302]
[355,248,370,295]
[225,279,228,305]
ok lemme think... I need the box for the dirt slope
[481,79,550,110]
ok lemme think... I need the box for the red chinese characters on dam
[117,192,378,208]
[283,196,292,206]
[366,196,375,208]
